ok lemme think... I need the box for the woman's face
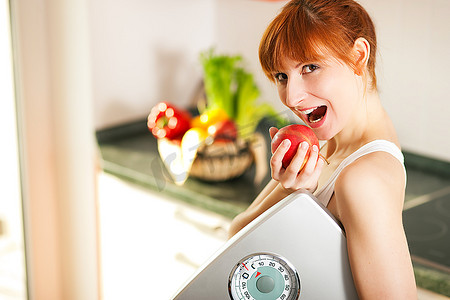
[274,57,361,141]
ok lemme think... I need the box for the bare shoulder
[334,151,406,223]
[333,152,417,297]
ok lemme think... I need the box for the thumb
[269,127,278,139]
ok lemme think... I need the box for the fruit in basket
[147,102,191,139]
[190,108,229,130]
[207,119,238,141]
[181,127,210,169]
[271,124,320,169]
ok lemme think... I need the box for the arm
[228,127,325,238]
[334,152,417,299]
[228,179,289,238]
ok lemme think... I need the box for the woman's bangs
[260,12,327,80]
[281,28,326,68]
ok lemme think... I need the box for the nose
[284,77,308,108]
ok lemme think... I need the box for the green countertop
[97,120,273,219]
[97,119,450,297]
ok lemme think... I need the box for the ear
[352,37,370,76]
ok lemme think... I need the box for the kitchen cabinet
[98,172,231,299]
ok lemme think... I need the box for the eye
[302,64,319,74]
[274,72,288,83]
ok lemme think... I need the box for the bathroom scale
[171,190,358,300]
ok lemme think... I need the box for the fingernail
[312,145,319,152]
[282,139,291,147]
[301,142,309,150]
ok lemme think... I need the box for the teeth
[310,116,323,123]
[301,108,316,115]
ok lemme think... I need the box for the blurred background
[1,0,449,299]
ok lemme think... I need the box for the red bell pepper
[147,102,191,139]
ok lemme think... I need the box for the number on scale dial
[228,253,300,300]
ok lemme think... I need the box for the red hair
[259,0,378,90]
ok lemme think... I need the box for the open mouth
[301,106,327,123]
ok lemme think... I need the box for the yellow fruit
[190,115,204,129]
[190,108,229,129]
[181,128,209,170]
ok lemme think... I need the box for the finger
[270,139,290,177]
[299,144,321,178]
[284,141,309,175]
[271,163,284,181]
[272,139,291,162]
[315,154,326,173]
[269,127,278,139]
[303,154,325,190]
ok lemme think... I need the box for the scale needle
[242,263,249,271]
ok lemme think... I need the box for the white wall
[91,0,450,162]
[90,0,215,129]
[214,0,287,113]
[360,0,450,162]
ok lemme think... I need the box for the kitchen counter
[97,119,450,297]
[96,119,273,219]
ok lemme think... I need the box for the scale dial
[228,253,300,300]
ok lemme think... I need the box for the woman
[228,0,417,298]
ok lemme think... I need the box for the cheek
[310,73,340,98]
[277,86,287,106]
[313,70,354,107]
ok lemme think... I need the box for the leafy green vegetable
[200,49,284,140]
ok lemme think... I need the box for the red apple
[271,124,320,169]
[207,119,238,141]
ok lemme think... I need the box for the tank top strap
[314,140,406,207]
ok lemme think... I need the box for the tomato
[147,102,191,139]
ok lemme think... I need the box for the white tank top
[314,140,406,207]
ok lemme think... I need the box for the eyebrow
[276,61,304,73]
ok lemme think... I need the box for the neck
[326,90,387,158]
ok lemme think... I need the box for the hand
[269,127,325,194]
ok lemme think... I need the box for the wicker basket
[157,137,254,183]
[189,139,253,181]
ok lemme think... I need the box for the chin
[311,125,336,142]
